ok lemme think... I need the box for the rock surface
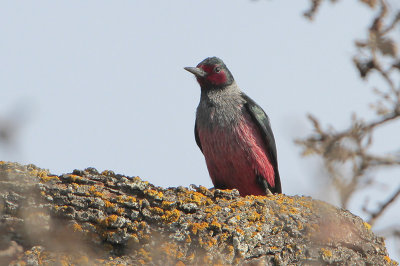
[0,161,397,265]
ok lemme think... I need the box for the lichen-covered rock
[0,161,397,265]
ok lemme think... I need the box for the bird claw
[265,188,273,196]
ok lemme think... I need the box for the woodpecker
[184,57,282,196]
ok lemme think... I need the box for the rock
[0,161,397,265]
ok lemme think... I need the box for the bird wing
[194,119,203,153]
[242,93,282,193]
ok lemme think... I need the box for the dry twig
[298,0,400,248]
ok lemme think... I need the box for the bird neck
[200,82,242,106]
[197,82,245,128]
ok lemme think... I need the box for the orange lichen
[204,205,222,214]
[54,205,68,211]
[199,236,217,249]
[273,195,295,207]
[117,208,125,215]
[116,195,137,204]
[101,170,114,176]
[126,196,137,202]
[132,176,142,182]
[229,200,247,209]
[298,198,313,210]
[297,222,304,230]
[248,211,261,222]
[72,223,83,232]
[160,242,179,257]
[364,222,372,231]
[128,221,138,231]
[29,169,46,177]
[89,186,103,197]
[149,206,164,216]
[138,221,147,229]
[210,220,222,230]
[39,174,59,183]
[179,190,212,206]
[219,232,229,242]
[236,228,244,235]
[144,189,164,199]
[190,222,209,235]
[289,207,299,215]
[321,248,333,257]
[116,195,125,203]
[161,200,175,209]
[100,214,118,227]
[138,248,152,263]
[94,191,103,197]
[162,209,181,223]
[197,185,210,194]
[130,233,139,243]
[67,174,81,182]
[187,253,195,262]
[227,245,234,254]
[104,200,116,208]
[271,225,282,234]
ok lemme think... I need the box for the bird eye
[214,66,221,73]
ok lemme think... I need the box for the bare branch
[299,0,400,228]
[367,186,400,226]
[303,0,323,20]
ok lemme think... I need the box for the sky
[1,0,399,260]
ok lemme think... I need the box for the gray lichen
[0,161,397,265]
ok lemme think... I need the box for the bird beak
[184,67,207,77]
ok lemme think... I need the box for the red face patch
[197,64,227,86]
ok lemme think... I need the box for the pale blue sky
[1,0,399,259]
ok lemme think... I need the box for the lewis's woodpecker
[184,57,282,196]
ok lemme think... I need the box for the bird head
[184,57,234,90]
